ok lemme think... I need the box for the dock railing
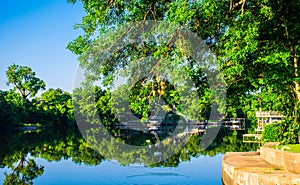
[255,111,285,118]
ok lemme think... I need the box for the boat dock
[242,111,285,143]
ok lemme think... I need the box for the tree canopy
[68,0,300,122]
[6,64,46,99]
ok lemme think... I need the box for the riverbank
[222,143,300,185]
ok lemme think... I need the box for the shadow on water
[0,126,259,184]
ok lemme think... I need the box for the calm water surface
[0,128,257,185]
[2,154,223,184]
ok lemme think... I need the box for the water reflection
[0,127,258,184]
[3,156,44,185]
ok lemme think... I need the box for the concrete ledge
[222,151,300,185]
[260,143,300,174]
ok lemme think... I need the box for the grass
[270,144,300,153]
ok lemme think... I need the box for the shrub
[262,119,300,145]
[261,123,282,144]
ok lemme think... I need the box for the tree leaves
[6,64,45,99]
[68,0,300,125]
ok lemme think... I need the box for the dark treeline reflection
[0,127,103,185]
[0,127,258,184]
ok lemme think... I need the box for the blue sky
[0,0,84,92]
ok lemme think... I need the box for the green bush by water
[262,120,300,145]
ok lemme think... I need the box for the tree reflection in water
[3,156,44,185]
[0,127,258,184]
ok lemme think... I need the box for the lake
[0,127,258,185]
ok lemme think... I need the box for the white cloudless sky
[0,0,85,92]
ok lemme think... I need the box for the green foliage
[6,64,45,99]
[126,78,183,121]
[67,0,300,128]
[35,88,74,126]
[262,120,300,144]
[261,123,283,144]
[0,90,24,126]
[67,0,229,123]
[94,87,117,125]
[1,66,74,128]
[3,158,44,185]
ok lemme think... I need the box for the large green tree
[6,64,46,99]
[68,0,300,121]
[216,0,300,118]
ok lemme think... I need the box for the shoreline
[222,143,300,185]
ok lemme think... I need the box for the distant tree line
[0,64,74,128]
